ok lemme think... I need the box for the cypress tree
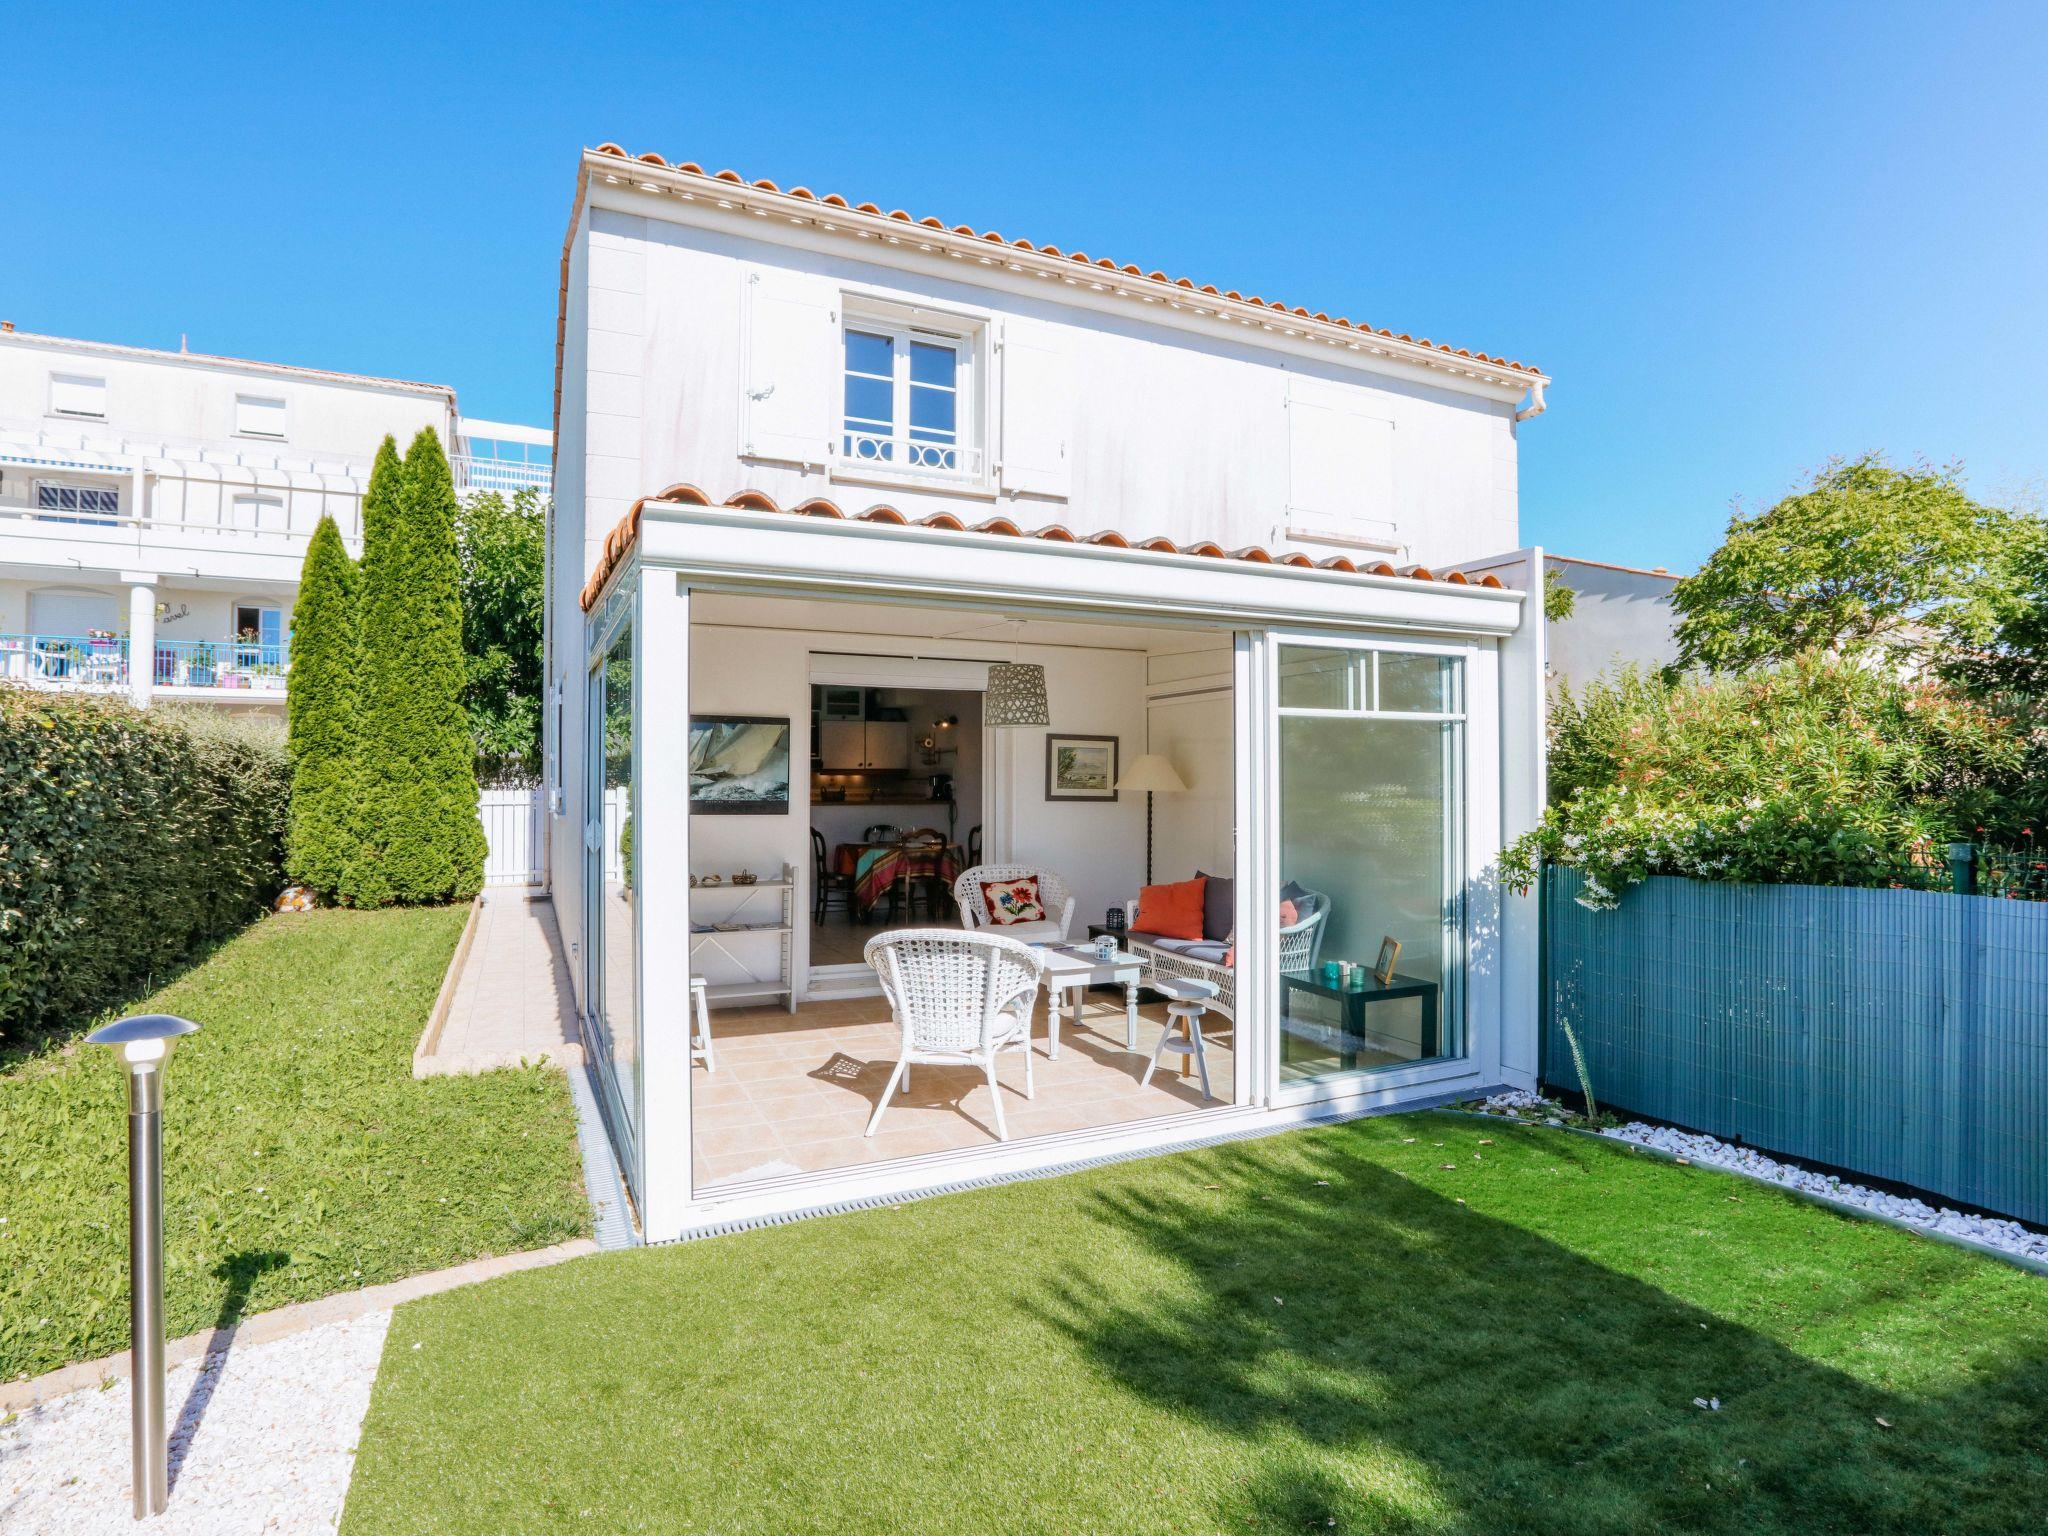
[342,428,485,904]
[284,515,358,897]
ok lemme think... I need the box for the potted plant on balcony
[189,642,218,688]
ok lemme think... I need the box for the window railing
[452,454,553,495]
[837,430,983,479]
[0,633,129,688]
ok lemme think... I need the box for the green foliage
[0,907,586,1380]
[457,486,545,782]
[1505,657,2038,907]
[342,430,486,906]
[1542,561,1577,623]
[345,1114,2048,1536]
[285,515,358,896]
[0,687,287,1048]
[1671,455,2025,674]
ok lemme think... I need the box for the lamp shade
[985,662,1050,727]
[1116,754,1187,794]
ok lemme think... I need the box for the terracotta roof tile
[580,145,1541,379]
[577,484,1510,612]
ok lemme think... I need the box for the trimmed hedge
[0,688,288,1046]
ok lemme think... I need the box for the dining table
[834,839,963,916]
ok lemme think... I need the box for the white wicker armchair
[952,864,1077,944]
[863,928,1046,1141]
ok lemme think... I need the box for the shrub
[1505,657,2039,908]
[457,486,546,782]
[342,430,485,905]
[285,514,358,896]
[0,687,288,1046]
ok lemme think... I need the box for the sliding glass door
[1274,642,1464,1084]
[585,615,641,1184]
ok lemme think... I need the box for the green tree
[1670,455,2021,674]
[1543,562,1577,624]
[457,486,545,781]
[283,515,358,896]
[342,429,485,905]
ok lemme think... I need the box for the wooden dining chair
[811,827,858,924]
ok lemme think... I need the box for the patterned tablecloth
[835,843,963,913]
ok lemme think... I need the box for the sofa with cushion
[1123,873,1329,1019]
[954,864,1077,945]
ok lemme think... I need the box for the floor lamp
[1116,754,1187,886]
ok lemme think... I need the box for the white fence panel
[480,788,546,887]
[603,786,627,884]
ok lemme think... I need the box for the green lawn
[0,907,586,1381]
[343,1113,2047,1536]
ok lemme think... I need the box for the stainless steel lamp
[85,1012,201,1521]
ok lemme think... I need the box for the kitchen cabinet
[818,720,910,771]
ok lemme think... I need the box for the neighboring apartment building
[0,325,549,711]
[548,144,1554,1238]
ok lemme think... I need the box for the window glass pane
[1277,646,1361,709]
[909,385,956,438]
[909,340,956,387]
[1278,646,1461,1084]
[1378,652,1455,714]
[842,374,893,431]
[843,329,893,379]
[592,624,640,1165]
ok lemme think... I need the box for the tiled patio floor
[692,991,1236,1190]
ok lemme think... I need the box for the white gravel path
[0,1310,390,1535]
[1476,1090,2048,1266]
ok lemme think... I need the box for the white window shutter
[742,269,836,465]
[998,322,1071,499]
[1285,382,1394,530]
[50,374,107,418]
[236,394,288,439]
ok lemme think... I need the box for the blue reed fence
[1543,866,2048,1226]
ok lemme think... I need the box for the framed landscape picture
[689,716,792,815]
[1045,733,1119,801]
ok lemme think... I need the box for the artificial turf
[341,1111,2048,1535]
[0,907,587,1381]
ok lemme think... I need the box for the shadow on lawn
[1035,1131,2048,1535]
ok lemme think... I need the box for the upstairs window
[235,393,288,440]
[49,373,107,420]
[840,319,972,475]
[34,481,120,524]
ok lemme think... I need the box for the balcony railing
[0,633,128,688]
[0,635,291,695]
[154,638,290,693]
[452,454,553,496]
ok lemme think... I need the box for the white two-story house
[547,144,1554,1240]
[0,324,549,710]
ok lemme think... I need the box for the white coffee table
[1037,944,1147,1059]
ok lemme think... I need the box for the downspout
[1514,381,1547,423]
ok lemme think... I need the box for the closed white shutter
[997,321,1071,499]
[1285,380,1394,531]
[236,394,288,439]
[49,373,107,418]
[741,269,836,465]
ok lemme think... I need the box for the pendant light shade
[985,661,1050,728]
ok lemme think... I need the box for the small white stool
[1142,977,1220,1101]
[690,977,715,1071]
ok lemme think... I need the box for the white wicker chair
[953,864,1076,944]
[863,928,1046,1141]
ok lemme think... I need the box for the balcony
[451,453,553,496]
[0,634,290,698]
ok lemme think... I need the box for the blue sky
[5,3,2043,573]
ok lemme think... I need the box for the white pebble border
[1476,1090,2048,1267]
[0,1309,391,1535]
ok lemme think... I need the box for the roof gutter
[1514,380,1547,422]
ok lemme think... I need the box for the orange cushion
[1136,876,1208,942]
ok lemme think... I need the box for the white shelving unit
[689,863,798,1012]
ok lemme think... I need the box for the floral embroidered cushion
[982,874,1046,925]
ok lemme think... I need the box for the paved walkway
[418,891,583,1075]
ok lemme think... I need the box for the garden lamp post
[84,1013,200,1521]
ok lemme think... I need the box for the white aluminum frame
[601,506,1526,1241]
[834,296,989,493]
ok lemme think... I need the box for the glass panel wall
[1275,643,1463,1085]
[586,618,640,1175]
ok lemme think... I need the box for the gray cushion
[1135,934,1230,964]
[1195,872,1235,942]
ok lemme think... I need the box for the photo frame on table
[1373,935,1402,985]
[1045,733,1119,801]
[689,716,792,815]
